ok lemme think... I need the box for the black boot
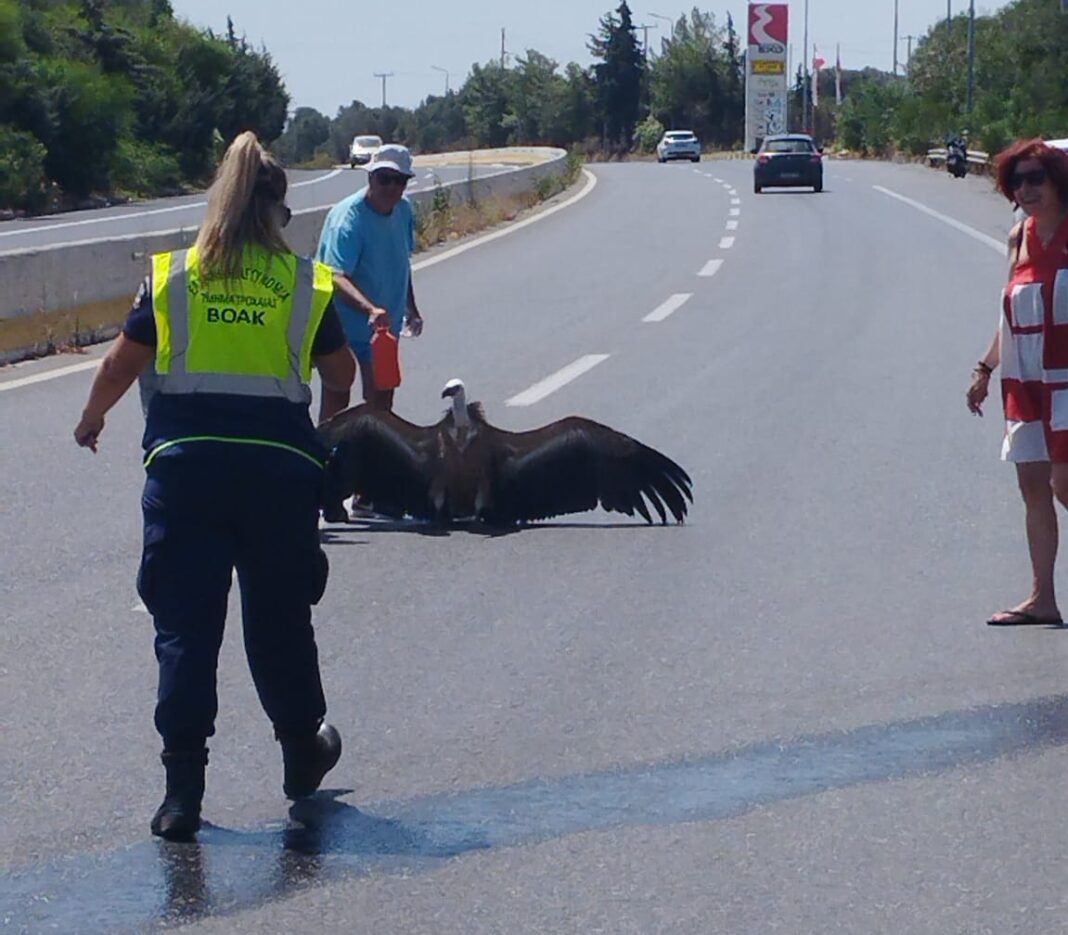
[151,748,207,841]
[278,722,342,799]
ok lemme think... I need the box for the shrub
[0,124,47,212]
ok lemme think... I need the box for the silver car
[657,131,701,164]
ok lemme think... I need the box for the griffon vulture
[319,379,693,525]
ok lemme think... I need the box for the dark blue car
[754,134,823,193]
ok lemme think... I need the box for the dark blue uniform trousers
[138,445,329,751]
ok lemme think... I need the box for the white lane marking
[730,198,741,206]
[698,259,724,277]
[1,172,601,393]
[0,170,344,240]
[730,207,741,216]
[506,354,610,407]
[719,236,736,249]
[726,220,739,230]
[0,358,100,391]
[643,293,692,323]
[412,168,598,272]
[873,185,1005,254]
[727,189,738,196]
[713,177,723,183]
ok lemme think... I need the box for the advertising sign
[745,3,789,152]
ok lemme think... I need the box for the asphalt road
[0,162,519,254]
[4,158,1067,934]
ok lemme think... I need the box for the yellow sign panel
[752,60,785,74]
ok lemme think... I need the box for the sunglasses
[280,204,292,227]
[374,172,410,188]
[1009,168,1047,191]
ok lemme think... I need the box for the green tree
[589,1,644,149]
[274,106,331,165]
[460,61,512,147]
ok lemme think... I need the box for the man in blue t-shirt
[316,144,424,421]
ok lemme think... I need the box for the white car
[349,134,383,168]
[657,130,701,164]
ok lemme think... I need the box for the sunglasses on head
[1009,168,1047,191]
[374,172,409,187]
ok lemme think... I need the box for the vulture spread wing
[319,405,439,519]
[485,416,693,524]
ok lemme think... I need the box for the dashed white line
[731,198,741,206]
[713,177,724,183]
[873,185,1005,254]
[506,354,610,407]
[643,293,692,323]
[729,207,741,216]
[719,236,736,249]
[698,259,724,277]
[726,220,739,230]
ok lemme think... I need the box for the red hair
[994,138,1068,204]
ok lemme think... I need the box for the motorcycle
[946,138,968,178]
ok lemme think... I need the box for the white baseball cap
[368,144,415,178]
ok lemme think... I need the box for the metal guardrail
[925,147,990,167]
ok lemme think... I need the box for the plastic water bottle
[370,325,401,390]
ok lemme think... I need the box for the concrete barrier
[0,147,569,364]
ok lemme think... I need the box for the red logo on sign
[748,3,788,46]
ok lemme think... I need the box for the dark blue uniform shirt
[124,278,347,465]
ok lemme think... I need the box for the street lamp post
[893,0,899,75]
[966,0,975,119]
[648,11,673,45]
[431,65,450,95]
[801,0,809,131]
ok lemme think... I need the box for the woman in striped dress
[968,139,1068,626]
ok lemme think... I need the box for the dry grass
[414,189,542,252]
[0,296,129,360]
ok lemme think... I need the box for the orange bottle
[370,325,401,390]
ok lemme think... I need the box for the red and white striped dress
[1000,213,1068,462]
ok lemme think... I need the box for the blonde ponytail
[195,131,290,282]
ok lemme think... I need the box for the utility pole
[946,0,951,38]
[635,23,657,58]
[431,65,449,95]
[500,27,506,69]
[373,72,393,108]
[902,34,916,75]
[893,0,899,75]
[965,0,975,119]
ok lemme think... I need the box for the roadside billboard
[745,3,789,152]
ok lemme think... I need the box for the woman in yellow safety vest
[74,131,356,841]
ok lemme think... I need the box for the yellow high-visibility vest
[150,244,333,404]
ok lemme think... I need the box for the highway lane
[4,157,1068,933]
[0,162,520,254]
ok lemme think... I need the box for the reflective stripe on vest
[150,246,331,404]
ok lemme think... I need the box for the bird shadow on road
[320,518,684,540]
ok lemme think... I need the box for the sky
[170,0,1014,117]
